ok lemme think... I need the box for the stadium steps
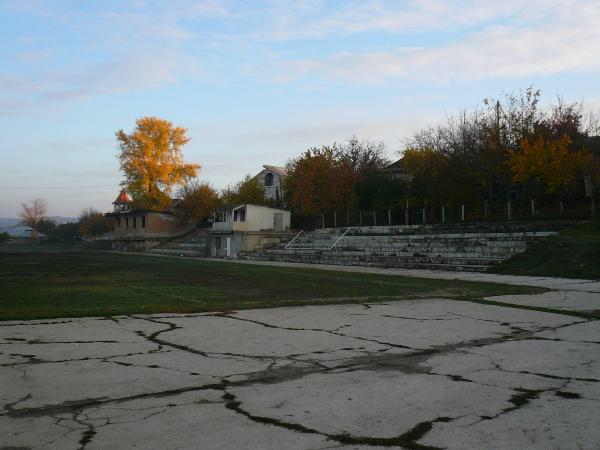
[239,224,558,272]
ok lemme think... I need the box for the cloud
[273,2,600,83]
[0,49,198,114]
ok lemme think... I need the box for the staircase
[239,223,558,272]
[149,228,209,257]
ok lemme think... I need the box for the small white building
[210,204,291,258]
[255,165,287,201]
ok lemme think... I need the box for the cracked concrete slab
[485,290,600,313]
[1,296,598,449]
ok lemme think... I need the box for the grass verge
[0,245,544,321]
[492,221,600,280]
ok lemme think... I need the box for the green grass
[0,244,544,321]
[492,221,600,280]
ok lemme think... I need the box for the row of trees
[18,199,112,240]
[115,89,599,228]
[282,88,599,221]
[400,88,599,210]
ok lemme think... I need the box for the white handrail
[285,230,304,249]
[329,227,354,250]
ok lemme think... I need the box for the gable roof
[112,190,130,205]
[215,203,245,212]
[262,165,287,176]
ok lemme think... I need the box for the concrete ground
[1,266,599,449]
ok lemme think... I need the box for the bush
[176,180,220,224]
[79,208,112,237]
[0,232,9,243]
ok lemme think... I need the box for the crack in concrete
[3,303,596,448]
[209,313,415,350]
[1,339,123,345]
[0,348,168,368]
[222,390,449,449]
[2,382,227,419]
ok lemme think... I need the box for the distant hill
[48,216,77,224]
[0,216,76,227]
[0,218,20,227]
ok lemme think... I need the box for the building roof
[262,165,287,176]
[385,158,404,170]
[112,190,130,204]
[214,203,290,213]
[215,203,245,212]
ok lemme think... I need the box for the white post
[388,209,392,226]
[441,206,445,224]
[531,199,535,217]
[333,212,337,228]
[461,204,465,222]
[422,208,426,224]
[373,211,376,226]
[507,201,512,221]
[321,214,325,229]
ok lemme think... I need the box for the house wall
[209,231,291,258]
[255,169,284,200]
[240,232,290,252]
[246,205,290,231]
[211,205,291,233]
[112,212,189,239]
[110,211,193,252]
[112,239,162,252]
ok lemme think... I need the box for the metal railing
[285,230,304,249]
[283,228,357,251]
[329,227,355,250]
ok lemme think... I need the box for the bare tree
[19,199,48,229]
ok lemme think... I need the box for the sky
[1,0,600,217]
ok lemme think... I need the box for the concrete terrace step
[149,248,205,257]
[244,251,504,264]
[241,224,558,272]
[240,253,494,272]
[264,250,517,260]
[150,227,210,256]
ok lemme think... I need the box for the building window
[141,216,146,228]
[117,217,121,226]
[133,217,137,229]
[265,172,274,186]
[125,217,129,229]
[234,208,246,222]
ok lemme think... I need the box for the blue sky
[2,0,600,217]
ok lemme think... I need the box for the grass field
[493,221,600,280]
[0,244,544,321]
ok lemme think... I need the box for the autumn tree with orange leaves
[285,146,354,215]
[510,135,592,196]
[117,117,199,209]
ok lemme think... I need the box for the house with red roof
[105,190,193,251]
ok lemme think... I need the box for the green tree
[221,175,269,206]
[79,208,113,237]
[37,218,56,235]
[176,180,220,223]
